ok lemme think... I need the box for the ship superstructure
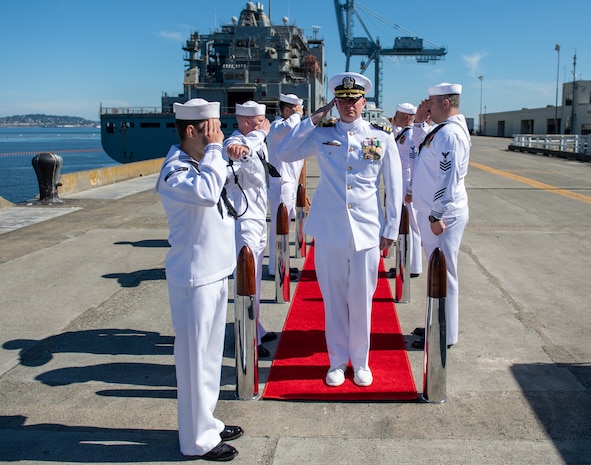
[101,2,325,163]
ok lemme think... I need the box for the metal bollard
[31,152,63,204]
[295,183,307,258]
[421,247,447,403]
[235,245,260,400]
[395,203,410,303]
[275,202,290,303]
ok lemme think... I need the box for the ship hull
[100,2,325,164]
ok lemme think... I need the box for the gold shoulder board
[371,122,393,133]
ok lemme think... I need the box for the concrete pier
[0,136,589,464]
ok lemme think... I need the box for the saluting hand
[415,100,430,124]
[311,99,335,125]
[202,119,224,145]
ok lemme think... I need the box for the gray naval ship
[100,1,326,163]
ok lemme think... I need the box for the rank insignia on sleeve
[362,138,382,160]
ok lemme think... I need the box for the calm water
[0,127,120,203]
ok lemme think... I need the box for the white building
[480,80,591,137]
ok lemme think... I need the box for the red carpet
[262,245,418,401]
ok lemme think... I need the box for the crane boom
[333,0,446,109]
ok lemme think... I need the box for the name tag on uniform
[362,138,382,160]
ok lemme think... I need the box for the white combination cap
[236,100,266,116]
[280,93,303,105]
[328,72,372,98]
[396,103,417,115]
[428,82,462,96]
[173,98,220,120]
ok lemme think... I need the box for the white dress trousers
[168,279,227,456]
[417,211,468,345]
[315,237,380,370]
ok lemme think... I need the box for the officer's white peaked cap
[328,72,372,98]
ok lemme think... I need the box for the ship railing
[100,107,168,116]
[509,134,591,160]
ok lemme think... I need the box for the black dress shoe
[258,345,270,357]
[411,338,425,349]
[412,327,425,337]
[410,273,420,278]
[289,267,299,274]
[261,332,277,343]
[220,425,244,441]
[192,441,238,461]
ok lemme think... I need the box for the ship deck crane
[334,0,447,109]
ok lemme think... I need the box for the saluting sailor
[266,93,305,277]
[392,102,422,277]
[277,72,403,387]
[223,101,276,358]
[411,83,471,349]
[155,98,242,461]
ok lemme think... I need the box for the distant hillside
[0,114,98,127]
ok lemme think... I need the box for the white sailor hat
[174,98,220,120]
[396,103,417,114]
[280,93,303,105]
[428,82,462,96]
[236,100,266,116]
[328,72,372,98]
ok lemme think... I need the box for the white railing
[510,134,590,155]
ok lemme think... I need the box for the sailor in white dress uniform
[266,93,305,276]
[411,83,471,347]
[277,72,403,387]
[223,101,273,356]
[393,102,422,276]
[155,98,241,461]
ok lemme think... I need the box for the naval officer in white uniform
[392,102,422,277]
[155,98,242,461]
[277,72,403,387]
[223,101,275,358]
[266,93,305,276]
[411,83,471,348]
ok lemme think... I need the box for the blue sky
[0,0,589,125]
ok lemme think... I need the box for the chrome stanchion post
[395,203,410,303]
[275,202,290,303]
[421,247,447,403]
[235,245,260,400]
[382,192,389,258]
[295,183,306,258]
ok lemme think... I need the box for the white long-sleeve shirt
[155,143,236,287]
[412,114,471,218]
[223,129,268,221]
[277,117,403,251]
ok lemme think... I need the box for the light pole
[478,75,483,135]
[571,52,577,135]
[554,44,560,134]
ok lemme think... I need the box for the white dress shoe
[325,365,346,386]
[353,367,373,387]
